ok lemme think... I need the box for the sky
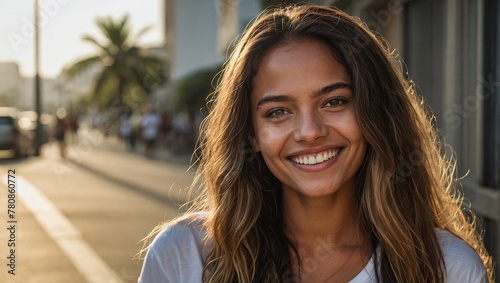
[0,0,164,78]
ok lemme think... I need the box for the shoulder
[151,212,207,250]
[139,212,209,283]
[353,230,488,283]
[436,229,488,283]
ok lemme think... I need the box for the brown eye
[323,98,347,108]
[266,108,290,118]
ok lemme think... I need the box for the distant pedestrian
[68,115,80,143]
[171,112,191,155]
[55,116,67,158]
[120,112,135,150]
[141,106,161,158]
[160,113,172,149]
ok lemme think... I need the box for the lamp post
[34,0,42,156]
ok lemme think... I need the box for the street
[0,127,196,283]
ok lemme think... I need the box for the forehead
[259,39,335,68]
[251,39,351,95]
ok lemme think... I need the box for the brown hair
[181,4,493,282]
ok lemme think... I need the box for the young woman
[139,4,494,283]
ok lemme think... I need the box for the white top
[138,213,488,283]
[120,116,133,137]
[141,112,161,140]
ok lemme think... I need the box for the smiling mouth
[290,148,342,165]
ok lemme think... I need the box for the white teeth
[322,151,328,161]
[297,157,304,164]
[317,154,324,163]
[308,156,315,164]
[291,149,340,165]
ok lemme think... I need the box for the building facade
[158,0,260,112]
[163,0,261,81]
[0,62,23,107]
[0,61,59,113]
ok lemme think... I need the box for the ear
[250,135,260,152]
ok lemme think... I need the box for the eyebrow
[312,82,352,98]
[256,94,295,108]
[256,82,352,108]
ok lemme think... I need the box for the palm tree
[67,15,165,110]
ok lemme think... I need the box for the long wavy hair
[181,4,494,283]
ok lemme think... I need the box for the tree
[174,65,222,115]
[66,15,165,111]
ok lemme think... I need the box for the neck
[282,185,365,248]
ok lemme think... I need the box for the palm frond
[67,13,167,105]
[132,25,152,42]
[81,34,109,54]
[66,56,101,78]
[95,15,131,47]
[93,67,116,96]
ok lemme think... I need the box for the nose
[293,111,328,143]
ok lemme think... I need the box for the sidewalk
[0,161,88,283]
[71,128,194,167]
[0,198,88,283]
[0,129,197,283]
[46,128,199,208]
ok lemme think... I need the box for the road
[0,128,197,283]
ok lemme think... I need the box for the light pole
[34,0,42,156]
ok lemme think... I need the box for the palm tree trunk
[117,74,126,103]
[109,74,129,124]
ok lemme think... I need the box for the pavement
[0,127,196,283]
[94,131,194,167]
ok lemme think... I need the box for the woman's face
[250,39,366,199]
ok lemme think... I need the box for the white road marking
[16,175,124,283]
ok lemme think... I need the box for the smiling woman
[251,40,367,205]
[139,4,494,283]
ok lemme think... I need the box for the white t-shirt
[141,112,161,141]
[138,213,488,283]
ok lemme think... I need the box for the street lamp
[34,0,42,156]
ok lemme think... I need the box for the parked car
[18,111,55,145]
[0,107,34,158]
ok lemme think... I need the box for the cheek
[253,124,288,155]
[351,119,365,144]
[349,123,365,144]
[255,127,275,148]
[345,117,367,159]
[330,111,364,141]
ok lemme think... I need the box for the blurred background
[0,0,498,282]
